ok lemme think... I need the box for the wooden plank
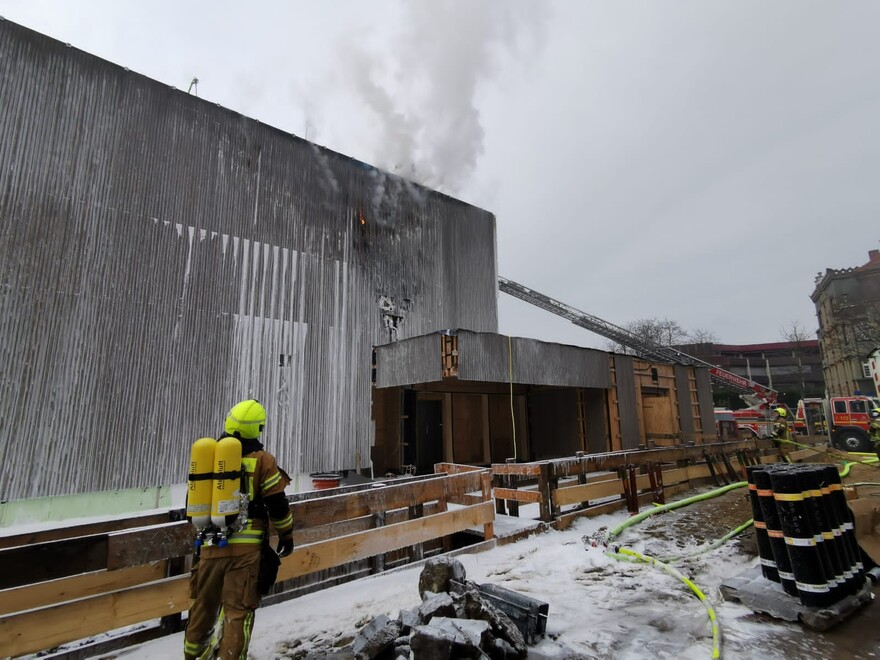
[278,501,496,582]
[0,534,109,589]
[106,521,194,571]
[493,488,543,504]
[293,503,442,546]
[0,575,190,658]
[662,467,690,484]
[687,464,713,480]
[434,463,483,474]
[0,512,172,550]
[0,562,166,616]
[553,472,658,508]
[553,483,690,531]
[489,463,543,477]
[554,478,622,507]
[292,471,485,530]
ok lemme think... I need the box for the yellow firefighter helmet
[224,399,267,439]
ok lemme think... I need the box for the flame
[358,210,366,225]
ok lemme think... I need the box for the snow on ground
[105,487,856,660]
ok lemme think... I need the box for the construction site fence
[0,437,825,658]
[491,437,826,526]
[0,470,495,659]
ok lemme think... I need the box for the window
[834,400,847,414]
[863,362,872,379]
[850,400,867,414]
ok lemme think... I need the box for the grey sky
[2,0,878,349]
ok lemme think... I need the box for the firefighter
[184,400,294,660]
[870,408,880,458]
[771,407,792,442]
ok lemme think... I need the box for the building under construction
[0,19,716,502]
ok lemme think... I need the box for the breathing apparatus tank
[211,436,243,543]
[186,437,217,530]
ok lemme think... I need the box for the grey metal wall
[0,21,498,500]
[695,368,716,440]
[456,331,611,388]
[373,334,444,389]
[613,355,641,450]
[674,365,696,443]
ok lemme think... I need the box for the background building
[679,340,824,407]
[811,249,880,397]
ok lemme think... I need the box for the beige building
[811,250,880,397]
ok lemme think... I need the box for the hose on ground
[595,481,747,660]
[608,546,722,659]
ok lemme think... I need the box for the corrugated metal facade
[456,331,611,388]
[373,334,444,389]
[695,368,716,438]
[613,355,641,450]
[674,364,696,443]
[0,21,498,500]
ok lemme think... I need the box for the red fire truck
[732,403,794,439]
[790,395,878,450]
[820,395,879,452]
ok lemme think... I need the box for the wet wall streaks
[0,20,498,500]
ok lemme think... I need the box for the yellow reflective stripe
[773,492,804,502]
[184,640,207,655]
[239,610,255,659]
[273,513,293,532]
[241,458,257,499]
[228,531,263,544]
[261,471,282,491]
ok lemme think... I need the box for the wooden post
[370,511,386,574]
[480,472,495,541]
[408,504,425,561]
[538,463,553,522]
[505,457,519,517]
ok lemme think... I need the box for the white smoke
[327,1,547,195]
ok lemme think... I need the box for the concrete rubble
[279,556,532,659]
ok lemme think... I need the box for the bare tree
[853,301,880,348]
[780,320,813,398]
[605,317,691,353]
[686,328,718,344]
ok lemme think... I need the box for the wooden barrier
[491,437,828,524]
[0,439,830,657]
[0,468,493,658]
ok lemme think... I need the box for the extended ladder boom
[498,276,778,404]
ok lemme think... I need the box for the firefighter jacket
[773,420,792,441]
[870,418,880,443]
[201,436,293,557]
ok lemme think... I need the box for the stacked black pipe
[746,463,865,607]
[746,465,778,582]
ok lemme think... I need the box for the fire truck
[801,395,880,452]
[732,403,793,439]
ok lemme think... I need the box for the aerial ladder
[498,276,778,405]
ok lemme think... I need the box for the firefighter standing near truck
[870,408,880,459]
[771,407,792,442]
[184,400,294,660]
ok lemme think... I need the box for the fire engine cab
[824,396,879,452]
[792,396,878,451]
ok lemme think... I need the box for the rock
[418,591,456,622]
[418,556,467,598]
[460,586,527,658]
[410,624,455,660]
[487,636,519,659]
[427,617,490,649]
[398,606,422,631]
[351,614,401,659]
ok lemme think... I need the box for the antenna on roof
[187,77,199,96]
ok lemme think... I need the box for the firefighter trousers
[184,550,261,659]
